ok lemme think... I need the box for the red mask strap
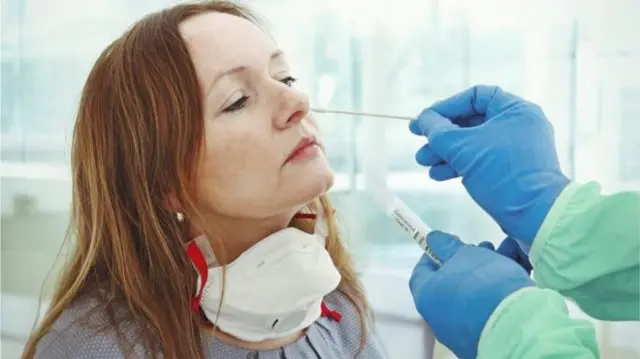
[294,210,336,220]
[294,213,317,220]
[320,301,342,322]
[186,241,209,312]
[294,212,330,249]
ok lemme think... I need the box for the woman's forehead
[180,12,277,79]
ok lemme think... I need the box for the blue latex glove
[479,237,533,274]
[409,85,570,245]
[410,231,535,359]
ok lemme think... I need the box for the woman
[22,1,386,358]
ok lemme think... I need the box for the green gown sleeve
[530,182,640,320]
[477,287,600,359]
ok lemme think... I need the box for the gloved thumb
[409,109,458,138]
[496,237,521,257]
[426,231,465,263]
[497,237,534,274]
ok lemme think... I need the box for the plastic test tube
[374,190,442,266]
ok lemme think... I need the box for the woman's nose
[273,88,310,129]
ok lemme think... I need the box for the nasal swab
[374,190,442,266]
[311,107,414,121]
[313,107,439,263]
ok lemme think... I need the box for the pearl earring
[176,212,184,222]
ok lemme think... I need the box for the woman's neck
[190,210,296,265]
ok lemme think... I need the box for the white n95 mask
[185,211,342,342]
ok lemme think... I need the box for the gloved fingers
[515,239,531,254]
[518,255,534,274]
[496,236,520,258]
[413,251,440,272]
[426,231,465,263]
[415,144,459,181]
[409,253,438,296]
[458,114,487,128]
[429,164,459,181]
[514,240,534,274]
[477,241,495,251]
[409,109,458,138]
[427,85,493,119]
[415,144,444,166]
[497,237,533,274]
[428,85,522,123]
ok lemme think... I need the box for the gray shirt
[34,291,388,358]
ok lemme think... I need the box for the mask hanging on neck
[185,208,342,342]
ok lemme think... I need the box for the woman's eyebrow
[270,49,283,62]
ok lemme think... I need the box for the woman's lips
[285,138,319,164]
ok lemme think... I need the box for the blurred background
[1,0,639,358]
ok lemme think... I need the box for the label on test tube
[374,191,442,266]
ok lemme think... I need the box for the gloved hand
[410,231,535,359]
[409,85,570,245]
[479,237,533,275]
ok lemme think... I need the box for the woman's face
[180,12,333,221]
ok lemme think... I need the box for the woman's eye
[223,96,249,113]
[281,76,297,87]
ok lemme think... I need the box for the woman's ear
[165,194,203,240]
[165,193,182,213]
[165,193,186,223]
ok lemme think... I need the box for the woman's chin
[312,166,335,197]
[291,168,334,206]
